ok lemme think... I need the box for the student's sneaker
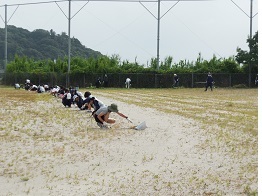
[102,125,109,129]
[97,122,108,129]
[97,122,103,128]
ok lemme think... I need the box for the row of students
[61,90,130,129]
[19,81,131,129]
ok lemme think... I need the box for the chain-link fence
[0,72,258,88]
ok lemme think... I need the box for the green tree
[235,31,258,73]
[220,57,240,73]
[0,25,102,62]
[159,56,173,71]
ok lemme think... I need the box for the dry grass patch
[90,87,258,193]
[91,88,257,133]
[0,86,258,195]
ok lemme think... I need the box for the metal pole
[250,0,253,39]
[4,5,7,73]
[67,0,71,88]
[248,0,253,87]
[156,0,160,70]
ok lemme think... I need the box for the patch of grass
[21,176,29,181]
[91,88,258,135]
[0,87,258,194]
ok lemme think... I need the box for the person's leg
[94,115,108,128]
[208,84,211,91]
[94,115,103,123]
[106,118,116,124]
[68,100,72,107]
[62,98,67,107]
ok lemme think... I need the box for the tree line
[1,25,258,74]
[0,25,102,66]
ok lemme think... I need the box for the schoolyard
[0,87,258,195]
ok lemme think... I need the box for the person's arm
[81,98,92,109]
[116,112,128,119]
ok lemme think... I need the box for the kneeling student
[94,103,129,128]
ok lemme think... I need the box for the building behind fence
[0,72,258,88]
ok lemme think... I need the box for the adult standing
[205,72,214,91]
[125,78,131,89]
[173,74,179,88]
[255,74,258,87]
[104,74,109,87]
[95,77,102,88]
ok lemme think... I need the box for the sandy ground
[0,91,257,195]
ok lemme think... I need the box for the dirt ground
[0,88,258,195]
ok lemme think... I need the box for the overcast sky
[0,0,258,65]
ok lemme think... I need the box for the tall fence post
[191,72,194,88]
[229,74,232,87]
[154,74,157,88]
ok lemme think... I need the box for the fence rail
[0,72,258,88]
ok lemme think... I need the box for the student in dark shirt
[205,72,214,91]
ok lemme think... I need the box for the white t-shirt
[39,86,45,92]
[76,91,84,99]
[66,93,71,100]
[126,78,131,83]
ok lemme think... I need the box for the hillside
[0,25,103,65]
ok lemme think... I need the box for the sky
[0,0,259,66]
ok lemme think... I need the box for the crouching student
[83,96,105,114]
[14,83,20,89]
[62,89,72,107]
[94,103,129,129]
[37,85,45,93]
[80,91,92,110]
[73,95,84,109]
[80,91,104,113]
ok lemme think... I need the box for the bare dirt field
[0,87,258,195]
